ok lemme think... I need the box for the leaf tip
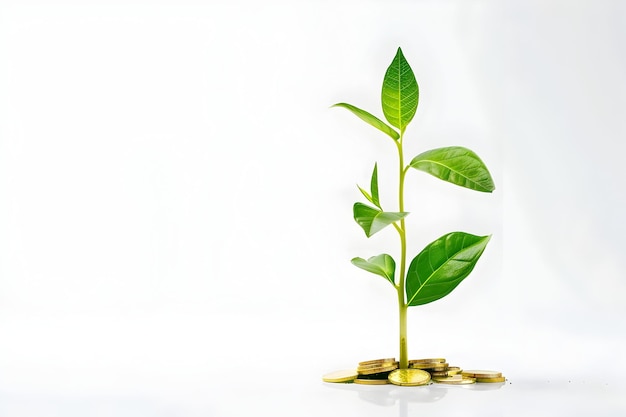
[479,234,492,246]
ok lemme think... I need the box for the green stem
[399,299,408,369]
[396,135,409,369]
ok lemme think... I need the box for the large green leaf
[381,47,419,133]
[351,254,396,286]
[409,146,495,192]
[353,202,409,238]
[332,103,400,140]
[406,232,491,306]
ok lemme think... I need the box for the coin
[388,369,431,386]
[433,374,462,381]
[433,376,476,385]
[358,364,398,375]
[462,370,502,378]
[431,366,462,377]
[475,376,506,383]
[359,358,396,366]
[354,378,390,385]
[357,362,400,371]
[410,362,449,370]
[446,367,462,375]
[322,369,358,383]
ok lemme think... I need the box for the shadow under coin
[324,382,447,406]
[463,381,507,391]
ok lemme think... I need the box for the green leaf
[381,47,419,133]
[357,185,375,206]
[406,232,491,306]
[351,254,396,286]
[353,202,409,238]
[332,103,400,140]
[409,146,495,192]
[370,163,380,208]
[356,163,381,209]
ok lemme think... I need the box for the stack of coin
[408,358,472,384]
[431,374,476,385]
[354,358,399,385]
[409,358,449,372]
[430,366,462,378]
[322,358,505,385]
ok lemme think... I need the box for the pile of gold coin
[322,358,506,386]
[354,358,399,385]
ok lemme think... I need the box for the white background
[1,0,625,415]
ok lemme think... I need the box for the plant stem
[399,299,408,369]
[396,135,409,369]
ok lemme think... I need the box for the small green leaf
[356,163,381,209]
[357,185,375,206]
[370,163,380,208]
[351,254,396,286]
[332,103,400,140]
[409,146,495,192]
[381,47,419,133]
[353,202,409,238]
[406,232,491,306]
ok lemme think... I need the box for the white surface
[1,0,625,415]
[1,379,624,417]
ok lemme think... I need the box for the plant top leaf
[409,146,495,192]
[381,47,419,133]
[332,103,400,140]
[353,202,408,238]
[351,254,396,286]
[406,232,491,306]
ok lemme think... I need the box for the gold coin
[388,369,431,386]
[433,376,476,385]
[354,378,390,385]
[409,358,446,363]
[430,366,462,377]
[430,370,452,377]
[358,364,398,375]
[357,361,398,370]
[447,367,462,375]
[433,374,462,381]
[475,376,506,383]
[322,369,358,383]
[462,370,502,378]
[359,358,396,366]
[410,362,448,370]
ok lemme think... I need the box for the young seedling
[333,48,495,370]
